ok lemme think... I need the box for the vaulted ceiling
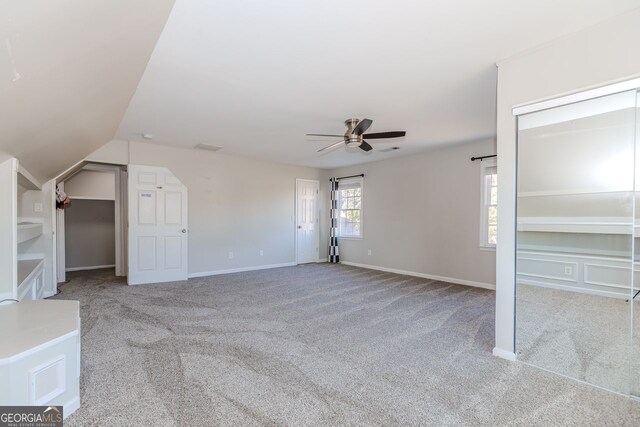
[116,0,640,169]
[2,1,640,180]
[0,0,175,181]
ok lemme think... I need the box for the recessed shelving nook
[0,158,47,304]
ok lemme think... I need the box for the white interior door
[296,179,319,264]
[128,165,188,285]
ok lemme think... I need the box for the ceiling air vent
[380,146,401,153]
[194,143,222,152]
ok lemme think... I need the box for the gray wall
[89,138,498,288]
[128,141,326,275]
[324,138,497,287]
[65,199,115,270]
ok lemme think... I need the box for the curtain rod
[470,154,497,162]
[331,174,364,181]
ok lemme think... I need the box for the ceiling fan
[307,118,406,153]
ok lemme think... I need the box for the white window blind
[480,161,497,248]
[337,178,363,238]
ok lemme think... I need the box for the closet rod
[470,154,497,162]
[331,174,364,181]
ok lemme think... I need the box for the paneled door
[128,165,188,285]
[296,179,319,264]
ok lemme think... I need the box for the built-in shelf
[518,217,632,235]
[17,222,43,244]
[66,196,115,201]
[517,189,630,198]
[1,158,48,302]
[17,166,41,191]
[17,259,44,289]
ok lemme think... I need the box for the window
[337,178,363,238]
[480,160,497,248]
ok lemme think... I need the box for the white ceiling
[0,0,175,181]
[116,0,640,169]
[2,1,639,179]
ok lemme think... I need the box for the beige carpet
[55,264,640,426]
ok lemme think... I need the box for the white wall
[325,138,497,288]
[128,141,326,275]
[65,170,116,200]
[495,8,640,358]
[86,140,129,165]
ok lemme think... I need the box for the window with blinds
[480,161,497,248]
[337,178,363,238]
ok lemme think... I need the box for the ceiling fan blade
[318,140,345,152]
[352,118,373,136]
[306,133,344,138]
[363,131,406,139]
[359,141,373,152]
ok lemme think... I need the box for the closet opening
[55,163,127,284]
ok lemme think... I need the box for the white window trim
[336,177,364,239]
[479,159,497,250]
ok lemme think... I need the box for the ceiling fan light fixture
[309,118,406,154]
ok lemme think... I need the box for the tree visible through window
[481,161,497,247]
[337,178,363,238]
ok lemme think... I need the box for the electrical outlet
[228,251,234,260]
[260,250,264,256]
[34,203,43,213]
[368,249,372,256]
[564,266,572,276]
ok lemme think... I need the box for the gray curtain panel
[329,177,340,263]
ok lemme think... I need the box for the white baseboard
[340,261,496,290]
[188,262,297,279]
[63,396,80,419]
[493,347,517,361]
[66,264,115,272]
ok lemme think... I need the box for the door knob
[297,225,302,229]
[181,229,187,233]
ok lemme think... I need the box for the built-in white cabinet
[0,300,80,418]
[0,158,47,303]
[0,158,81,417]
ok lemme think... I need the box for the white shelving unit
[0,158,46,303]
[17,222,43,244]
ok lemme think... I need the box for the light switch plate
[34,203,43,213]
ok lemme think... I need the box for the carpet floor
[55,264,640,426]
[516,283,640,395]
